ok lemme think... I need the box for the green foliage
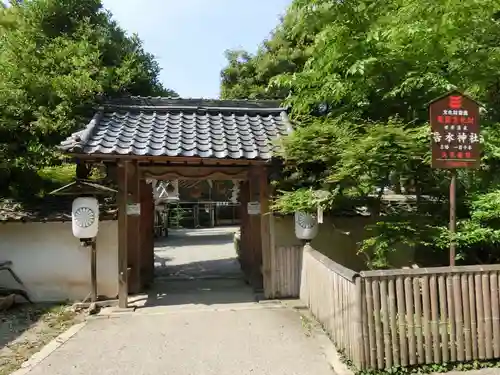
[169,203,186,229]
[37,165,76,185]
[0,0,177,200]
[352,360,500,375]
[220,0,500,268]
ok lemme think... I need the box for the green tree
[224,0,500,268]
[0,0,177,197]
[220,1,334,99]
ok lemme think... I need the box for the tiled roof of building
[0,199,117,223]
[60,97,293,160]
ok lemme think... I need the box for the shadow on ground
[154,258,242,279]
[154,231,235,249]
[132,226,255,309]
[130,278,257,309]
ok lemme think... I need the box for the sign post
[429,91,481,266]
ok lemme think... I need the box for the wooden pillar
[249,167,263,289]
[117,161,129,308]
[90,239,97,302]
[127,161,141,294]
[259,166,272,298]
[239,181,251,277]
[140,179,155,288]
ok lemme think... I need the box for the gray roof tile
[60,98,292,160]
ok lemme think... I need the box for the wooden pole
[259,166,272,297]
[91,238,97,303]
[449,170,457,266]
[118,161,129,308]
[127,161,141,294]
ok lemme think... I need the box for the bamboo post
[380,278,392,368]
[355,277,366,370]
[405,277,417,365]
[476,273,486,359]
[446,275,457,362]
[461,274,472,360]
[430,275,441,363]
[388,277,400,366]
[482,274,493,358]
[372,280,384,369]
[365,279,377,368]
[469,274,479,359]
[396,276,408,366]
[493,272,500,357]
[438,275,449,362]
[413,277,424,363]
[362,278,370,368]
[422,275,432,364]
[453,274,464,361]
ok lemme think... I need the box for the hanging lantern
[72,197,99,239]
[294,211,318,241]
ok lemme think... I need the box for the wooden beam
[259,166,273,298]
[117,161,129,308]
[140,165,248,180]
[68,153,269,166]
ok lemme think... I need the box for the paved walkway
[154,227,242,280]
[17,227,335,375]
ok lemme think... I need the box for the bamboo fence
[300,244,500,370]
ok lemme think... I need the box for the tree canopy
[0,0,177,198]
[220,0,500,268]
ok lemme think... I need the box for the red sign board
[430,92,481,169]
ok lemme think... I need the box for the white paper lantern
[294,211,318,241]
[72,197,99,239]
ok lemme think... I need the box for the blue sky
[101,0,291,99]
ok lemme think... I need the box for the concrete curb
[91,300,286,318]
[10,321,87,375]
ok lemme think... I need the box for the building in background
[153,180,240,234]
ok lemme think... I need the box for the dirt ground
[0,304,82,375]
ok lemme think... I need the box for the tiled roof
[0,199,117,223]
[60,97,293,160]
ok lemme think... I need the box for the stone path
[15,227,335,375]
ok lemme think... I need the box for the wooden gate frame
[113,156,272,308]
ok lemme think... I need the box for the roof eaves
[59,111,102,153]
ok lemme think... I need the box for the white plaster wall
[0,221,118,302]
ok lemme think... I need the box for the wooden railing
[299,244,500,370]
[268,245,303,298]
[300,245,364,367]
